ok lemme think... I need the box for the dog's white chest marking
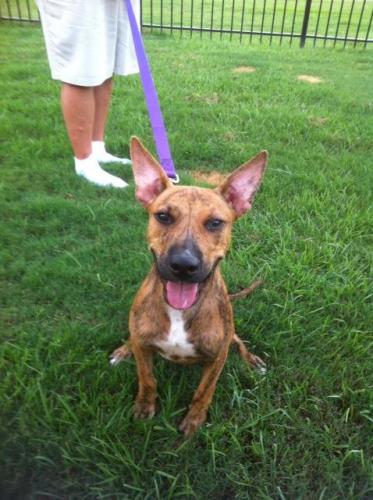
[155,307,196,360]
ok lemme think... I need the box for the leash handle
[126,0,178,181]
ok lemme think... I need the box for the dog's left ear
[218,151,268,218]
[130,136,172,207]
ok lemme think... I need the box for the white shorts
[36,0,140,86]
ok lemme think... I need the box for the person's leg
[91,78,131,165]
[61,83,94,159]
[92,77,113,142]
[61,82,127,187]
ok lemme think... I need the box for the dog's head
[130,137,268,310]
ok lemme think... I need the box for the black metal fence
[1,0,372,47]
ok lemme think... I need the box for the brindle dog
[111,137,268,436]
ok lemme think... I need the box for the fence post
[300,0,312,47]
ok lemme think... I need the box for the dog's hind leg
[232,334,266,374]
[110,342,133,366]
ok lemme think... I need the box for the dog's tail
[229,279,263,301]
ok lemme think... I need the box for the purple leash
[126,0,179,182]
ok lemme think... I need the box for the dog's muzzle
[153,241,211,310]
[155,241,207,283]
[167,245,203,282]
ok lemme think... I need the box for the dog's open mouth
[165,281,199,310]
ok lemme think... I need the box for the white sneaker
[92,141,131,165]
[75,156,128,188]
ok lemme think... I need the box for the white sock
[92,141,131,165]
[74,155,128,188]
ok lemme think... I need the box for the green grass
[1,0,372,47]
[141,0,372,46]
[1,23,373,499]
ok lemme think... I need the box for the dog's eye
[155,212,174,225]
[205,218,224,232]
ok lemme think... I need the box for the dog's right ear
[130,137,172,207]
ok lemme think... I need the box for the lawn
[141,0,372,46]
[2,0,372,47]
[0,22,372,499]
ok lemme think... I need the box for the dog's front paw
[250,354,267,375]
[134,398,156,420]
[109,345,132,366]
[179,411,207,437]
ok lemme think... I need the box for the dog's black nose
[168,244,202,280]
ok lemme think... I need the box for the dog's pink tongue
[166,281,199,310]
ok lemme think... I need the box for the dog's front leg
[132,341,157,419]
[179,345,229,437]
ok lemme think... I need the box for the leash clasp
[170,174,180,184]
